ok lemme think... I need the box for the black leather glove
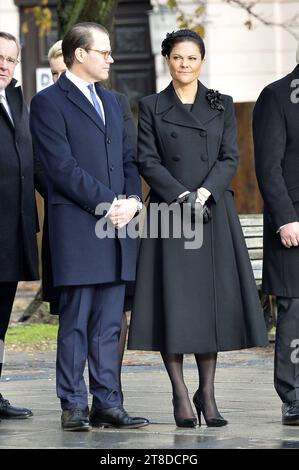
[178,191,212,224]
[184,191,198,223]
[202,201,212,224]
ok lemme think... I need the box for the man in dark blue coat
[0,31,38,421]
[253,44,299,425]
[30,22,147,431]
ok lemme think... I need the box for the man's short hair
[0,31,20,56]
[62,22,109,68]
[48,40,63,61]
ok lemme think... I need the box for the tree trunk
[57,0,119,37]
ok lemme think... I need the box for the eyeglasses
[0,54,19,66]
[87,49,112,60]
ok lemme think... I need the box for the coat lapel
[192,81,223,125]
[0,101,14,129]
[95,83,113,133]
[5,81,23,131]
[156,81,222,131]
[58,73,106,134]
[291,64,299,80]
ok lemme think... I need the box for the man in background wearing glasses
[30,22,147,431]
[0,32,38,421]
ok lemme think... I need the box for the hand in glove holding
[202,201,212,224]
[196,187,212,224]
[177,188,212,224]
[185,191,199,224]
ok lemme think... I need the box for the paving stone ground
[1,282,298,449]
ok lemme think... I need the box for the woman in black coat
[128,30,268,427]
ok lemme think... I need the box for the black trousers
[0,282,18,377]
[274,297,299,403]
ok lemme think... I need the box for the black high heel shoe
[172,398,197,428]
[193,390,228,427]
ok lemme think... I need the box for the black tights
[161,352,221,420]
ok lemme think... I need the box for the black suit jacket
[0,79,38,282]
[253,65,299,296]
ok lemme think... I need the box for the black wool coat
[128,82,268,354]
[253,65,299,297]
[0,79,38,282]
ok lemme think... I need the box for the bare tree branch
[165,0,299,40]
[224,0,299,39]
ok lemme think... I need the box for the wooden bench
[239,213,276,334]
[239,213,263,286]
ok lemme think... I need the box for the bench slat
[239,214,263,283]
[248,249,263,260]
[239,215,263,226]
[245,237,263,249]
[251,259,263,270]
[242,226,263,237]
[253,270,262,282]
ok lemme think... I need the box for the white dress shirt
[65,70,105,124]
[0,89,14,124]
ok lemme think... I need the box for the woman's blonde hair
[48,40,63,61]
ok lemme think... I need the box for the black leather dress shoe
[61,407,91,431]
[282,401,299,425]
[0,394,33,419]
[90,405,149,429]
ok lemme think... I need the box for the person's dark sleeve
[115,93,137,159]
[114,92,141,198]
[253,86,298,230]
[33,152,48,198]
[122,119,142,199]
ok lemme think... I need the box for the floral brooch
[206,89,225,111]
